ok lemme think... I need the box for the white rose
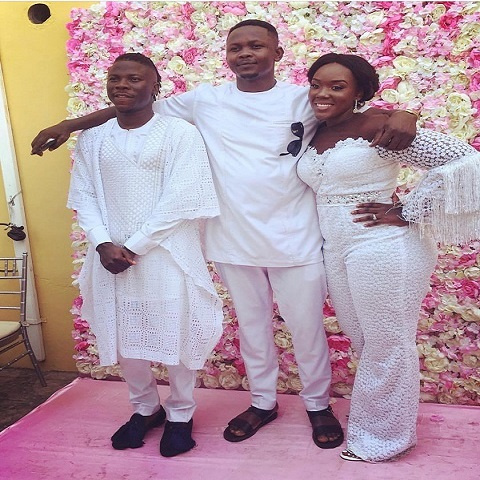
[464,267,480,280]
[290,43,309,58]
[217,13,241,32]
[276,379,289,393]
[166,37,188,52]
[274,331,293,349]
[323,316,342,334]
[291,1,310,8]
[359,28,385,45]
[124,11,149,27]
[286,375,303,392]
[437,392,456,405]
[151,364,169,381]
[450,122,477,142]
[167,56,188,75]
[392,56,418,74]
[447,92,472,111]
[219,367,242,389]
[424,353,449,373]
[67,97,87,115]
[368,11,385,26]
[380,88,399,104]
[332,382,353,396]
[462,354,480,368]
[420,392,438,402]
[397,80,418,103]
[202,374,220,389]
[150,43,167,58]
[89,365,108,380]
[190,11,207,25]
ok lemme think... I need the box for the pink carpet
[0,378,479,480]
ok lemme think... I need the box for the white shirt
[77,116,183,253]
[154,82,324,267]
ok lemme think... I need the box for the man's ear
[275,46,284,62]
[153,82,160,99]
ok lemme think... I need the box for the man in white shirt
[68,53,223,457]
[32,20,416,449]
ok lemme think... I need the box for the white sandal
[340,449,364,462]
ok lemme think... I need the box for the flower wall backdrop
[66,1,480,405]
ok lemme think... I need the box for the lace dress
[297,129,480,461]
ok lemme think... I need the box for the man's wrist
[404,109,419,120]
[96,242,113,252]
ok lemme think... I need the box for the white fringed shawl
[377,128,480,245]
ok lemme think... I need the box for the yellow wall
[0,2,93,371]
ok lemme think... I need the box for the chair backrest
[0,253,27,325]
[0,252,46,385]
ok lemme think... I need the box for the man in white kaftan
[69,116,222,371]
[67,53,223,457]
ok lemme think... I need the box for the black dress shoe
[111,406,166,450]
[160,419,196,457]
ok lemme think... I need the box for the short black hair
[308,53,379,104]
[228,19,279,43]
[114,53,161,85]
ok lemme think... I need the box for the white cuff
[123,231,157,256]
[88,226,112,249]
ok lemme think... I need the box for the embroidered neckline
[306,137,372,159]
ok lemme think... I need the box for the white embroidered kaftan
[68,115,223,369]
[297,129,480,462]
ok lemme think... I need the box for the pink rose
[74,340,90,351]
[328,334,351,352]
[222,3,247,15]
[438,12,462,32]
[180,3,195,17]
[173,78,187,93]
[458,279,480,300]
[181,47,199,65]
[323,300,336,317]
[470,136,480,151]
[468,50,480,68]
[382,34,400,57]
[233,358,246,376]
[379,76,401,91]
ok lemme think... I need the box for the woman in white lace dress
[297,53,480,462]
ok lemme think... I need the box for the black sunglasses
[280,122,304,157]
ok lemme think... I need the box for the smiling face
[106,60,159,115]
[308,62,363,126]
[226,25,284,92]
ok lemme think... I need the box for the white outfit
[154,83,332,410]
[297,128,480,461]
[68,114,223,419]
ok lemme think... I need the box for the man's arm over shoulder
[31,107,116,156]
[364,107,418,150]
[154,84,213,124]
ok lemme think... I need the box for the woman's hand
[351,202,409,227]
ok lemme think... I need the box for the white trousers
[118,354,197,422]
[320,209,438,461]
[215,262,331,411]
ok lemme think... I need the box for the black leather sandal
[223,403,279,442]
[307,406,344,449]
